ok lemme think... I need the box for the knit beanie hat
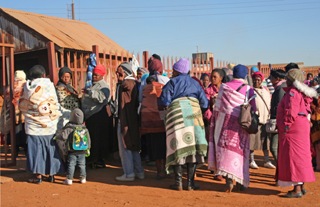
[137,67,148,75]
[173,58,190,74]
[251,66,259,73]
[148,59,163,75]
[93,64,106,76]
[286,69,305,83]
[119,62,133,76]
[284,62,299,72]
[58,66,72,79]
[69,108,84,124]
[233,64,248,79]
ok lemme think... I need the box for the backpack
[70,126,89,151]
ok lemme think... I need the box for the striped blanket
[165,97,207,170]
[208,83,250,187]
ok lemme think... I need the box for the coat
[276,81,317,183]
[117,79,140,151]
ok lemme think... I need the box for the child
[56,108,90,185]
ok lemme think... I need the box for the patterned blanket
[165,97,207,170]
[208,83,250,187]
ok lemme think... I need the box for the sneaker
[135,173,145,180]
[80,178,86,184]
[264,161,276,169]
[249,161,259,169]
[115,174,135,182]
[63,179,73,185]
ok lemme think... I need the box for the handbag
[238,85,259,134]
[265,119,278,133]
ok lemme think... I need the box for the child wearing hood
[55,108,91,185]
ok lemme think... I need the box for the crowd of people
[1,56,319,198]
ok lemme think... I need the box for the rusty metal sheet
[0,7,128,53]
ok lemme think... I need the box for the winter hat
[58,66,72,79]
[148,59,163,75]
[251,66,259,73]
[14,70,26,81]
[69,108,84,124]
[284,62,299,72]
[137,67,148,75]
[93,64,106,76]
[233,64,248,79]
[252,71,264,81]
[286,69,305,83]
[173,58,190,74]
[119,62,133,76]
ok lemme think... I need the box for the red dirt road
[1,154,320,207]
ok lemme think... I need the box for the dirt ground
[1,151,320,207]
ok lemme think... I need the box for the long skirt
[27,135,64,175]
[146,132,166,161]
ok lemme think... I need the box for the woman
[208,64,256,192]
[200,73,210,89]
[114,62,144,182]
[19,65,63,183]
[81,64,113,168]
[140,59,169,179]
[277,69,317,198]
[203,68,227,133]
[269,69,287,163]
[159,58,208,191]
[56,67,80,111]
[249,72,274,169]
[203,68,227,181]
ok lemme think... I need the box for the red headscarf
[93,64,106,76]
[252,71,264,81]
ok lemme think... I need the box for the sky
[1,0,320,66]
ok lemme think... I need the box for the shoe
[264,161,276,169]
[28,177,42,184]
[285,191,303,198]
[47,175,55,183]
[63,179,73,185]
[115,174,135,182]
[249,161,259,169]
[135,173,145,180]
[80,178,86,184]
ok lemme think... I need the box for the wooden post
[143,51,149,68]
[47,41,58,83]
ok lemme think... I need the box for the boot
[169,165,182,191]
[187,163,199,191]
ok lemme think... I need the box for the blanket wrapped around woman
[208,82,251,187]
[165,97,207,172]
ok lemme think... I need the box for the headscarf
[93,64,106,76]
[57,66,77,94]
[148,59,163,75]
[252,71,264,81]
[58,66,72,82]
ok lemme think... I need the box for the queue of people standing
[15,58,318,198]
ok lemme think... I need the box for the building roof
[1,7,128,53]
